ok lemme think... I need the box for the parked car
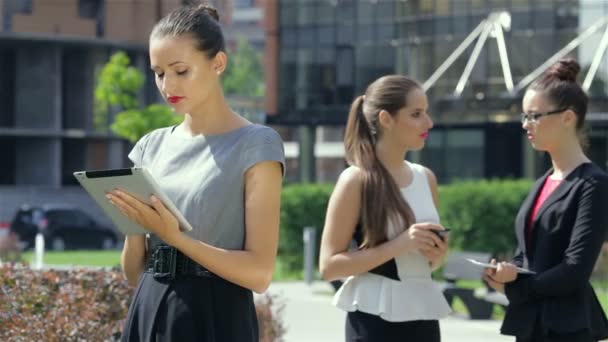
[10,204,118,251]
[0,221,9,239]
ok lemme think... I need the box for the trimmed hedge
[279,184,334,274]
[278,179,534,273]
[437,179,533,258]
[0,264,285,341]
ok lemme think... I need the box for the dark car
[10,204,118,251]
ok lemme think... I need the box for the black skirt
[345,311,440,342]
[121,272,259,341]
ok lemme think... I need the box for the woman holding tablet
[484,59,608,342]
[105,3,284,341]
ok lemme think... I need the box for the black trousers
[515,329,596,342]
[513,312,598,342]
[345,311,440,342]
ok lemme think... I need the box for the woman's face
[149,35,224,114]
[521,89,570,151]
[381,88,434,151]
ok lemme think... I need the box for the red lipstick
[168,96,184,104]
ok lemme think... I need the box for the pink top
[527,177,562,245]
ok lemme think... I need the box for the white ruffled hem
[333,273,452,322]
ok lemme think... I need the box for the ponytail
[344,95,375,169]
[343,93,415,248]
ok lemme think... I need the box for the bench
[479,289,509,306]
[439,251,499,319]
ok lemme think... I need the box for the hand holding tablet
[467,258,536,274]
[74,167,193,235]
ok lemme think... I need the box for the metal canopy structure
[422,11,514,96]
[516,16,608,94]
[423,12,608,96]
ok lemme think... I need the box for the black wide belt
[145,245,216,280]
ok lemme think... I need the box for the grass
[273,256,303,281]
[18,251,303,281]
[593,280,608,315]
[21,250,122,267]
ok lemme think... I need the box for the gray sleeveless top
[128,124,285,250]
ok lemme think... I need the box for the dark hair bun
[546,58,580,83]
[196,4,219,21]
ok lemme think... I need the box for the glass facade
[275,0,604,123]
[275,0,608,181]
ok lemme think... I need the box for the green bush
[277,179,534,275]
[437,179,533,258]
[279,183,334,274]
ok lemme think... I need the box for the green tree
[94,52,181,142]
[222,37,265,98]
[94,52,143,131]
[110,104,181,143]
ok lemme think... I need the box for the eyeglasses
[520,108,567,124]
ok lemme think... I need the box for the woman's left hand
[107,189,182,246]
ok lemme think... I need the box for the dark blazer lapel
[531,163,588,229]
[517,169,552,255]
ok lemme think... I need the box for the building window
[14,0,33,14]
[0,138,16,184]
[445,129,484,180]
[2,1,10,30]
[318,48,336,105]
[336,47,354,103]
[0,48,15,127]
[78,0,104,36]
[233,0,255,8]
[62,139,87,186]
[297,4,314,26]
[79,0,101,19]
[421,129,485,182]
[280,2,297,27]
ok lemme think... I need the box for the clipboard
[73,167,193,235]
[466,258,536,274]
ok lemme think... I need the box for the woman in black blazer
[484,58,608,342]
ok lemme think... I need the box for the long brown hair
[344,75,419,248]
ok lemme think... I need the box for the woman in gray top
[106,4,285,341]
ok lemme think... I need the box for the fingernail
[151,195,157,202]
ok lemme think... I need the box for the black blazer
[501,162,608,340]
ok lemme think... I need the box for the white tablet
[466,258,536,274]
[73,167,193,235]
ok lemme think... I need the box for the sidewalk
[263,281,512,342]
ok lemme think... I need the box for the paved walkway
[262,281,513,342]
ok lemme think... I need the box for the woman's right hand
[394,222,445,255]
[485,259,518,283]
